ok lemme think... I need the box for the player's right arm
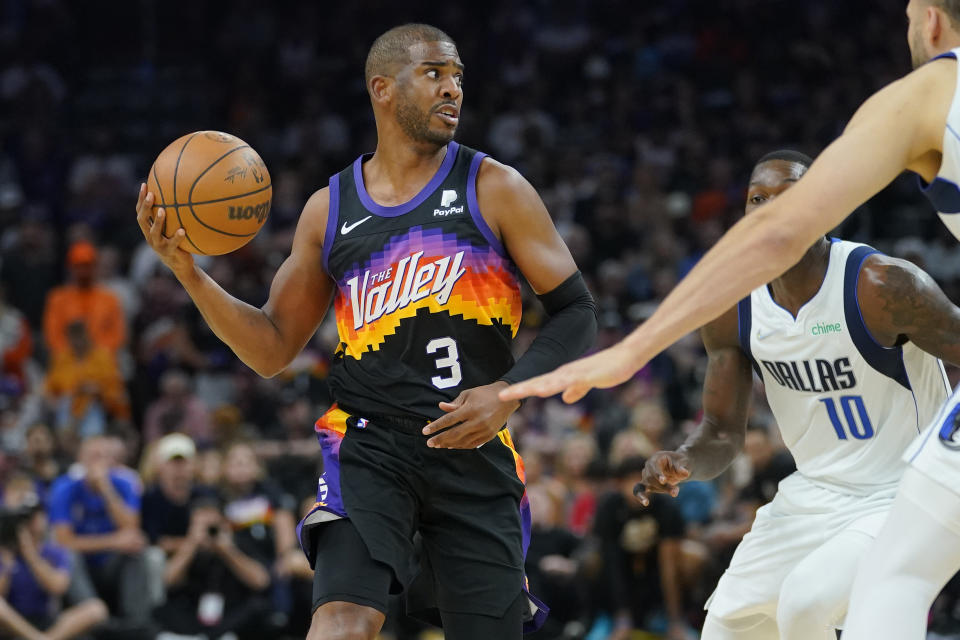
[635,306,754,505]
[135,184,336,378]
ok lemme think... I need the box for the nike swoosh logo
[341,216,372,235]
[756,330,779,340]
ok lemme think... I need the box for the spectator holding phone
[0,474,107,640]
[155,494,270,639]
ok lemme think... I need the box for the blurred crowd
[2,0,960,638]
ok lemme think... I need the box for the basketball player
[135,24,598,640]
[635,149,960,639]
[499,1,960,638]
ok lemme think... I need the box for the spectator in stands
[0,473,108,640]
[47,434,149,629]
[0,222,58,331]
[253,391,320,500]
[525,483,585,640]
[592,456,689,640]
[21,423,61,501]
[220,440,298,629]
[42,241,125,356]
[699,425,795,564]
[142,370,211,446]
[141,433,202,554]
[220,440,297,562]
[154,493,271,639]
[0,282,32,399]
[44,321,129,437]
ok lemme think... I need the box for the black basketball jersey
[322,142,522,420]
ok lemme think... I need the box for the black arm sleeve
[498,271,598,385]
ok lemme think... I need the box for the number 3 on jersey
[426,337,463,389]
[819,395,875,440]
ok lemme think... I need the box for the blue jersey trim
[919,176,960,213]
[736,297,761,378]
[842,246,911,390]
[465,153,509,258]
[352,142,460,218]
[930,51,958,62]
[322,174,340,275]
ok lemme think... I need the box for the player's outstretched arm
[858,254,960,365]
[635,307,753,505]
[422,159,597,448]
[500,58,954,404]
[135,185,335,377]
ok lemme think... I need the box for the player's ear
[927,5,943,45]
[369,75,393,105]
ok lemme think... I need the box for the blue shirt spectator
[48,469,140,534]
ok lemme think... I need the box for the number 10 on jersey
[819,395,875,440]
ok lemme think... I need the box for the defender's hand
[498,345,643,404]
[422,382,520,449]
[633,451,691,506]
[135,183,194,276]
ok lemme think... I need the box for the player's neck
[767,239,831,317]
[363,137,449,205]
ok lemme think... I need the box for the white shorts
[904,383,960,533]
[706,472,897,620]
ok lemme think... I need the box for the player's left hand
[498,344,644,404]
[423,382,520,449]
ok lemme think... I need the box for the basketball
[148,131,272,255]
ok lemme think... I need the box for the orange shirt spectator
[45,322,130,422]
[43,242,126,355]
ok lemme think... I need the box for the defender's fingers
[561,383,590,404]
[499,372,567,401]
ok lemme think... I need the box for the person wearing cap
[140,433,204,555]
[42,241,125,356]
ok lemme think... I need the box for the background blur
[1,1,959,639]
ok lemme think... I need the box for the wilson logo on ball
[228,200,271,223]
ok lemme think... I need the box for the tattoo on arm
[864,256,960,365]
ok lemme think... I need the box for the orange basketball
[148,131,272,255]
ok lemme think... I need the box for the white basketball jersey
[922,48,960,235]
[740,240,950,491]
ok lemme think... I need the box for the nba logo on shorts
[356,418,369,429]
[441,190,458,207]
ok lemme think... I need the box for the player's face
[745,160,808,215]
[907,0,933,68]
[394,41,464,146]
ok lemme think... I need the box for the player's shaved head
[755,150,813,171]
[365,24,457,86]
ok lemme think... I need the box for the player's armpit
[858,254,960,366]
